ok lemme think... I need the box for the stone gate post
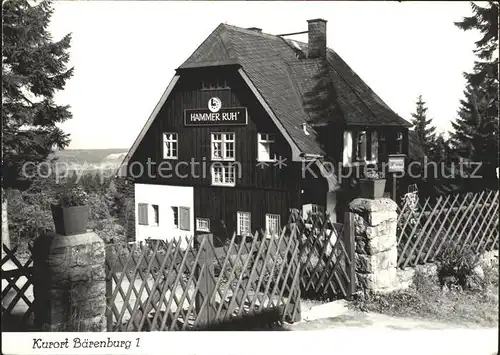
[349,198,398,293]
[32,231,107,331]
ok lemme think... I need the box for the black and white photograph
[1,1,499,354]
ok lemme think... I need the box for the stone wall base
[395,250,498,291]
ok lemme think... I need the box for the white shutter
[371,131,378,161]
[138,203,148,225]
[343,131,352,166]
[179,207,190,231]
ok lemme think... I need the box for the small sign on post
[388,154,406,202]
[388,154,406,173]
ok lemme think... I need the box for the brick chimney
[307,19,327,58]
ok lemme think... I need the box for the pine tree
[455,1,499,88]
[452,1,499,180]
[433,133,454,164]
[450,85,499,174]
[410,95,437,157]
[2,0,73,248]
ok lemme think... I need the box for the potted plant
[359,168,386,199]
[51,185,90,236]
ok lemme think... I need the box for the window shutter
[138,203,148,225]
[371,131,378,161]
[343,131,352,165]
[179,207,190,231]
[359,132,367,161]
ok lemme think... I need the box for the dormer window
[201,78,230,90]
[257,133,276,161]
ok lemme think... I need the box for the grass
[350,263,499,327]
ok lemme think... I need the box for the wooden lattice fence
[105,227,302,331]
[397,190,499,268]
[1,244,35,330]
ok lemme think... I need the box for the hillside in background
[49,149,128,173]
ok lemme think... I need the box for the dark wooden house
[118,19,411,245]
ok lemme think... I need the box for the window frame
[163,132,178,160]
[171,206,179,229]
[211,163,236,187]
[354,130,367,162]
[211,132,235,161]
[150,204,159,227]
[257,133,276,162]
[170,206,190,230]
[237,211,252,237]
[265,213,281,237]
[138,203,160,227]
[196,218,210,232]
[311,204,325,215]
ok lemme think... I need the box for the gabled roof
[179,24,411,155]
[117,23,411,179]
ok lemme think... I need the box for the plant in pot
[51,185,90,236]
[359,168,386,199]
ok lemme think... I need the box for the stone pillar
[349,198,398,293]
[32,231,106,331]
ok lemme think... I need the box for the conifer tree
[452,1,499,180]
[2,0,73,248]
[451,85,498,175]
[410,95,437,157]
[455,1,499,88]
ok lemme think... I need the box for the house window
[265,214,280,236]
[396,132,404,154]
[354,131,367,161]
[171,206,190,230]
[151,205,159,226]
[311,204,325,214]
[237,212,251,237]
[171,207,179,228]
[211,132,235,161]
[201,78,230,90]
[138,203,159,226]
[163,133,178,159]
[257,133,276,161]
[196,218,210,232]
[211,163,236,186]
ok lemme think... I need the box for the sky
[47,1,482,150]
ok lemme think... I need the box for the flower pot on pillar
[359,179,386,199]
[51,205,89,236]
[359,168,386,200]
[51,186,90,236]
